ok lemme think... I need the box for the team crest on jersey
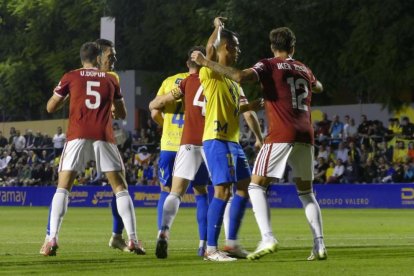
[185,145,191,151]
[175,78,183,85]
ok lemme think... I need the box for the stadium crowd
[1,113,414,186]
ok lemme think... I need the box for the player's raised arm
[206,17,226,61]
[191,51,257,84]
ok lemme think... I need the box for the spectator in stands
[134,146,151,166]
[38,150,51,164]
[348,141,361,163]
[8,150,19,166]
[392,163,404,183]
[8,127,17,145]
[52,126,66,157]
[30,162,43,186]
[259,118,267,138]
[342,155,360,183]
[41,162,54,186]
[2,163,18,186]
[33,131,44,148]
[407,142,414,160]
[317,143,329,160]
[359,144,370,164]
[388,118,402,137]
[314,157,328,184]
[377,141,393,162]
[343,117,358,141]
[240,124,254,149]
[403,163,414,182]
[0,150,11,171]
[0,131,8,148]
[14,130,26,155]
[393,140,408,163]
[315,112,331,142]
[40,134,53,148]
[24,129,35,149]
[326,159,344,184]
[142,162,155,185]
[335,142,349,163]
[368,120,387,143]
[138,128,150,145]
[401,117,414,139]
[361,158,378,183]
[380,162,395,183]
[329,115,344,143]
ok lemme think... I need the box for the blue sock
[46,204,51,236]
[111,195,124,234]
[207,197,227,246]
[228,194,248,240]
[195,194,209,241]
[157,191,170,230]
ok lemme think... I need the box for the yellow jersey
[157,72,189,151]
[199,67,241,143]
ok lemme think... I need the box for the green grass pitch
[0,207,413,275]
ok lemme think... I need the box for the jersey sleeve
[251,59,270,83]
[199,67,219,82]
[179,77,188,95]
[307,67,317,87]
[53,73,71,98]
[108,72,123,100]
[156,79,168,96]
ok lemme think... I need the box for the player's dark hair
[269,27,296,53]
[95,38,115,55]
[187,45,206,68]
[220,28,239,45]
[80,42,99,63]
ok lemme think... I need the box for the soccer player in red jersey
[41,42,145,256]
[149,46,210,259]
[192,26,327,261]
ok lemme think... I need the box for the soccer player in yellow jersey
[198,17,255,262]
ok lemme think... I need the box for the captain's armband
[171,87,184,99]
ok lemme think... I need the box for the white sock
[223,196,232,240]
[162,192,181,230]
[298,191,324,239]
[207,245,217,253]
[116,190,137,241]
[199,240,206,248]
[49,188,69,240]
[248,183,275,242]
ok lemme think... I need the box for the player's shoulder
[164,72,189,85]
[107,71,120,83]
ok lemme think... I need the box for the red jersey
[53,68,122,143]
[252,57,317,144]
[179,73,205,145]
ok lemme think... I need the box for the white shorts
[253,143,314,181]
[58,139,124,173]
[173,144,207,181]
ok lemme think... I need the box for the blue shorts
[159,150,210,187]
[203,139,251,186]
[158,151,177,187]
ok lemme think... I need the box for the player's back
[157,72,189,151]
[254,57,316,144]
[54,68,121,143]
[180,73,205,146]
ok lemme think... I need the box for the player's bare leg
[295,177,327,261]
[247,174,278,260]
[106,171,145,255]
[43,171,77,256]
[223,178,250,258]
[156,176,190,259]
